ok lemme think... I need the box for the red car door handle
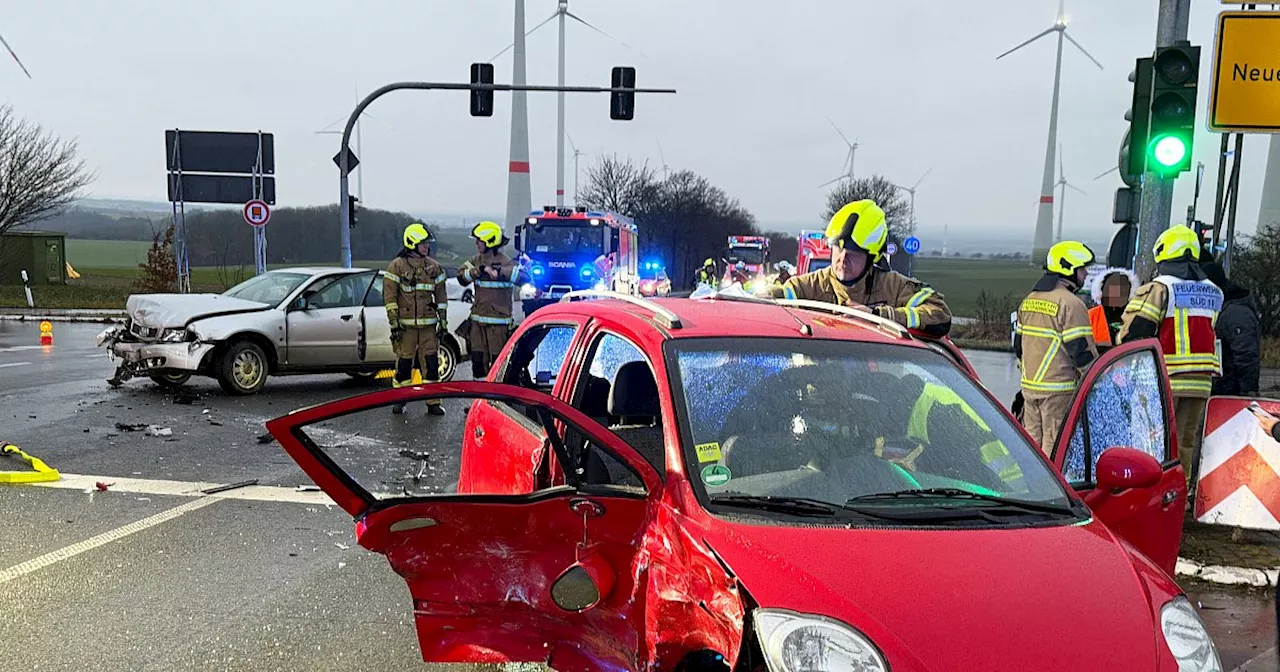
[340,314,353,321]
[1162,489,1178,506]
[570,498,605,517]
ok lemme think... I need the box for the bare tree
[0,106,94,236]
[821,175,912,241]
[579,154,658,217]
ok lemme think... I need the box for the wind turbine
[0,29,30,78]
[819,118,859,188]
[491,1,642,208]
[997,0,1102,259]
[657,141,671,180]
[566,131,584,204]
[1055,146,1086,239]
[894,168,933,231]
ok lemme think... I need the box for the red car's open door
[266,382,663,672]
[1051,339,1185,575]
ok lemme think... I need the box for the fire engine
[797,229,832,275]
[724,235,770,288]
[515,206,639,314]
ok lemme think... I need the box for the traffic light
[1126,57,1154,178]
[610,66,636,121]
[1146,42,1200,175]
[470,63,494,117]
[1113,187,1140,224]
[347,194,359,229]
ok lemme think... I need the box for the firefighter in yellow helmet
[384,223,447,415]
[1118,225,1223,484]
[695,258,718,289]
[1015,241,1099,453]
[776,200,951,335]
[457,221,527,379]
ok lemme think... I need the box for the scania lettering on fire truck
[515,206,639,314]
[797,229,832,275]
[723,235,770,288]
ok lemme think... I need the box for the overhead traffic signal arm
[1126,57,1154,178]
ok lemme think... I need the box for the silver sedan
[98,267,482,395]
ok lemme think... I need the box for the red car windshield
[665,339,1072,514]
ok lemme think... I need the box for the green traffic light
[1150,134,1188,168]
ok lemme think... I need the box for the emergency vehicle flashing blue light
[581,267,593,278]
[531,265,545,277]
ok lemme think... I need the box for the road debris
[95,481,112,491]
[334,542,350,550]
[115,423,147,432]
[145,426,172,438]
[201,479,258,495]
[256,433,276,445]
[294,485,321,492]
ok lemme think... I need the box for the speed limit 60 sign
[244,199,271,227]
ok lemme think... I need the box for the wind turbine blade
[567,131,579,153]
[819,175,847,189]
[996,27,1056,60]
[1059,144,1064,180]
[1057,0,1066,22]
[1063,31,1104,70]
[913,167,933,190]
[0,31,31,79]
[1093,166,1119,181]
[657,140,667,166]
[488,11,559,61]
[825,117,853,147]
[1067,183,1087,195]
[565,12,648,58]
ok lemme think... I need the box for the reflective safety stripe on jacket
[1152,275,1223,377]
[458,250,521,324]
[908,383,1027,490]
[1016,280,1097,396]
[385,255,447,331]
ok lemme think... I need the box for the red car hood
[704,518,1170,672]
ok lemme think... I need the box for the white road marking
[34,473,335,506]
[0,362,31,369]
[0,496,221,585]
[0,346,46,353]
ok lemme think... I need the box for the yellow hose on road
[0,443,60,484]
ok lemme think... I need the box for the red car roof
[530,297,921,347]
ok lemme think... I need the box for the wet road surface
[0,327,1273,670]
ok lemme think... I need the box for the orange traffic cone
[39,320,53,346]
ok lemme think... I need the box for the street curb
[1176,557,1280,587]
[0,313,124,323]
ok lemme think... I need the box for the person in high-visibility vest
[1015,241,1099,453]
[385,223,447,416]
[1118,225,1223,485]
[457,221,526,379]
[904,378,1028,492]
[1086,267,1138,351]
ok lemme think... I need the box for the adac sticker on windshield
[695,442,722,463]
[700,464,732,487]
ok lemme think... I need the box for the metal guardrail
[559,290,683,329]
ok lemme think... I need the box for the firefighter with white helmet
[1118,225,1223,484]
[457,221,526,379]
[777,199,951,335]
[385,223,447,415]
[1015,241,1099,453]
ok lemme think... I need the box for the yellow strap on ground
[0,443,61,484]
[375,369,426,384]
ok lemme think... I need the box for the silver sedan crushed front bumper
[107,340,215,374]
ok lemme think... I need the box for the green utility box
[0,231,67,286]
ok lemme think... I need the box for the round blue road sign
[885,242,897,256]
[903,236,921,255]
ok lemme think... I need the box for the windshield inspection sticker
[695,442,723,463]
[701,464,732,487]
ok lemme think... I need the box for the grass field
[8,239,1040,315]
[911,257,1039,319]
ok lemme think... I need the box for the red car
[268,294,1220,672]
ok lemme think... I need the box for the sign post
[903,236,921,276]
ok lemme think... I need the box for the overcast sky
[2,0,1273,245]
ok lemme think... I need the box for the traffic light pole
[1134,0,1191,281]
[334,79,675,268]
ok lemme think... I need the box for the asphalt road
[0,326,1273,671]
